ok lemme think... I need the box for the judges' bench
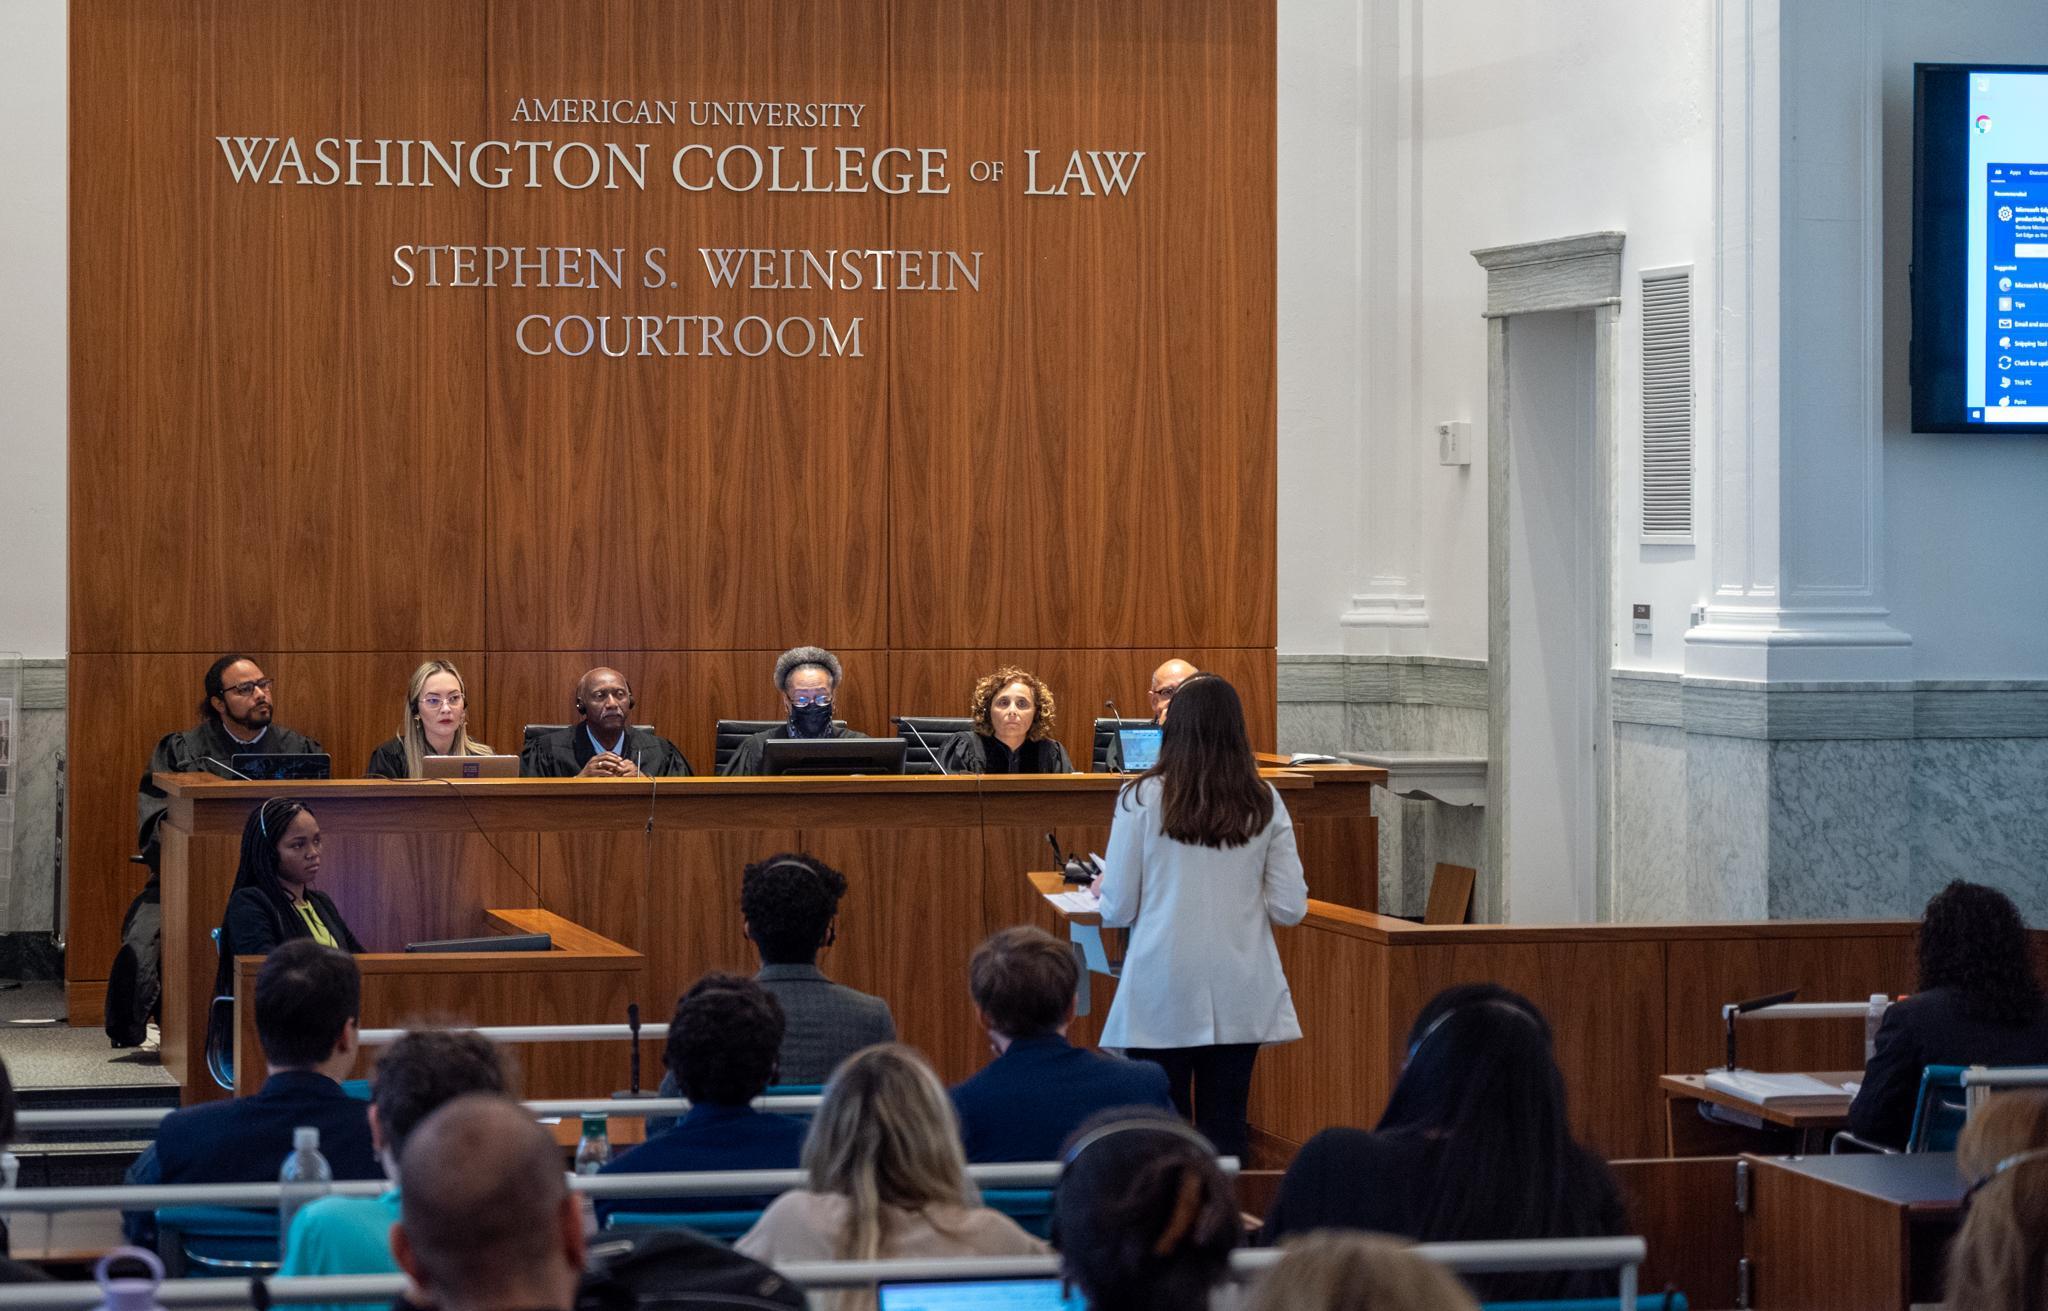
[155,766,1383,1102]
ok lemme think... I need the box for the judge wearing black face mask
[520,666,694,778]
[720,646,868,776]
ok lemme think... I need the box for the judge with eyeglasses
[720,646,868,776]
[520,666,694,778]
[365,659,498,778]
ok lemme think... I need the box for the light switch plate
[1632,603,1652,636]
[1436,420,1471,466]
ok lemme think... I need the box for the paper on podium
[1703,1070,1851,1107]
[1047,889,1101,915]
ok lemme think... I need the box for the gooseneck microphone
[627,1002,643,1095]
[900,719,951,775]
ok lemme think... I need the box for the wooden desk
[159,767,1382,1102]
[233,909,646,1100]
[1659,1073,1857,1156]
[1743,1152,1965,1311]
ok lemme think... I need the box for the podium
[155,767,1383,1102]
[231,908,644,1099]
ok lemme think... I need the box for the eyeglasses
[419,693,466,712]
[584,687,632,705]
[791,692,834,709]
[1150,682,1183,700]
[223,678,274,697]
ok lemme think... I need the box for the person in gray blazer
[653,853,895,1128]
[1094,674,1308,1159]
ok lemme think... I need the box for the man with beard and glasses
[108,654,324,1048]
[519,666,693,778]
[719,646,867,776]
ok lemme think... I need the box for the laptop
[422,753,521,779]
[877,1279,1085,1311]
[230,752,332,781]
[1116,727,1162,772]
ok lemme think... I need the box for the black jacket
[1847,985,2048,1147]
[214,884,363,1000]
[136,720,323,869]
[937,731,1075,775]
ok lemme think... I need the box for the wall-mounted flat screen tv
[1913,63,2048,433]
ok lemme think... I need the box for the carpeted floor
[0,982,176,1090]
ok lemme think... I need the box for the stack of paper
[1046,889,1101,915]
[1703,1070,1849,1108]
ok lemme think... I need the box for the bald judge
[1102,657,1198,772]
[519,667,693,778]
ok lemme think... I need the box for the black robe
[938,731,1075,775]
[136,720,324,869]
[720,722,868,776]
[519,725,693,778]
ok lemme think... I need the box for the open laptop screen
[877,1279,1085,1311]
[1117,728,1162,772]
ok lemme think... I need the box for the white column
[1341,0,1432,651]
[1687,0,1910,681]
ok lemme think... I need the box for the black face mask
[789,701,833,737]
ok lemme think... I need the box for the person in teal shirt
[281,1029,510,1309]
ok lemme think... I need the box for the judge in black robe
[721,645,866,776]
[936,666,1073,775]
[518,666,694,778]
[111,655,321,1046]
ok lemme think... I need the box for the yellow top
[291,897,338,949]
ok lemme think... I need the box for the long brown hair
[1946,1154,2048,1308]
[1126,674,1272,848]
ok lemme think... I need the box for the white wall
[1275,2,1367,653]
[0,0,67,660]
[1880,0,2048,679]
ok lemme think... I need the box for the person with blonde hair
[736,1044,1046,1277]
[938,667,1075,774]
[365,660,495,778]
[1946,1096,2048,1310]
[1248,1231,1479,1311]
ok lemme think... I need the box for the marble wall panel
[1684,732,1769,920]
[1611,723,1688,921]
[1910,737,2048,924]
[1765,739,1914,919]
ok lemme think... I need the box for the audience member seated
[124,941,381,1244]
[1848,880,2048,1149]
[720,646,867,775]
[520,666,693,778]
[365,659,496,778]
[951,926,1171,1161]
[279,1029,512,1309]
[1945,1090,2048,1310]
[0,1056,52,1284]
[597,973,808,1223]
[392,1095,586,1311]
[653,853,893,1126]
[735,1044,1047,1267]
[937,667,1075,774]
[1052,1108,1239,1311]
[1248,1231,1478,1311]
[1260,984,1627,1303]
[110,652,323,1048]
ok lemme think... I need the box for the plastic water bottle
[92,1246,168,1311]
[574,1113,612,1175]
[279,1125,333,1251]
[1864,993,1891,1063]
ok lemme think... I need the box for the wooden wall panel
[68,1,1280,1006]
[1663,931,1917,1074]
[482,2,892,652]
[886,0,1278,649]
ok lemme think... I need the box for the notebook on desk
[1704,1070,1851,1107]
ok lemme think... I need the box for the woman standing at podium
[1093,674,1307,1159]
[365,659,496,778]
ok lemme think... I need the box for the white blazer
[1096,778,1308,1049]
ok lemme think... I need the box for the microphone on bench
[614,1002,657,1101]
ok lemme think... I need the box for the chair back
[206,927,235,1092]
[894,717,973,775]
[1091,718,1156,772]
[523,723,657,745]
[713,720,786,774]
[1907,1064,1970,1152]
[603,1209,764,1240]
[982,1187,1056,1239]
[1425,863,1477,925]
[153,1205,278,1278]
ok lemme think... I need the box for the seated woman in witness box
[364,659,496,779]
[938,666,1075,775]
